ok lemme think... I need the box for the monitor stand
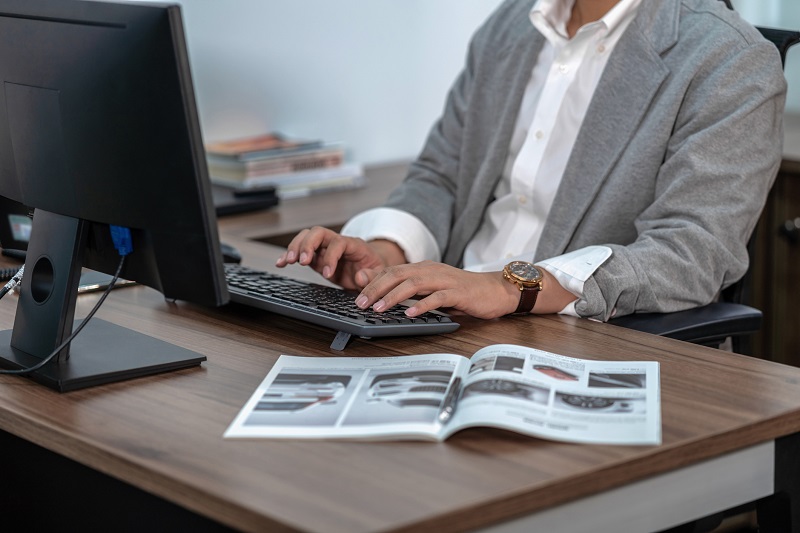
[0,319,205,392]
[0,210,206,392]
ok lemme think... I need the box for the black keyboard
[225,264,459,347]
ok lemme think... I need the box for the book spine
[207,147,345,180]
[207,143,341,164]
[233,141,325,161]
[276,174,367,199]
[242,152,344,176]
[205,137,324,161]
[211,162,364,190]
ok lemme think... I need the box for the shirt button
[534,130,544,140]
[518,195,527,205]
[597,44,606,53]
[505,253,514,259]
[558,64,569,74]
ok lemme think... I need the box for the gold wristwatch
[502,261,544,315]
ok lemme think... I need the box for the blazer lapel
[535,3,675,260]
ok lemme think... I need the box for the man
[276,0,786,322]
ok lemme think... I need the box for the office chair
[609,17,800,355]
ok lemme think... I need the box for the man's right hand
[275,226,406,290]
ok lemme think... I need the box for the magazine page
[444,344,661,445]
[224,353,469,440]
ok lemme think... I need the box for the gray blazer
[383,0,786,320]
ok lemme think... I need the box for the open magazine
[225,344,661,445]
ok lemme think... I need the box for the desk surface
[2,176,800,532]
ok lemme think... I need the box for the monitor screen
[0,0,230,391]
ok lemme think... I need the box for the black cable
[0,256,125,376]
[0,265,24,299]
[0,266,22,283]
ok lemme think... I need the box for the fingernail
[299,252,309,264]
[355,295,369,308]
[286,251,296,262]
[275,254,285,266]
[373,299,387,312]
[405,307,418,317]
[322,265,332,278]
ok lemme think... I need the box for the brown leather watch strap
[513,286,539,315]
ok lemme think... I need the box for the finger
[295,226,336,266]
[404,290,454,317]
[308,246,341,280]
[354,265,399,309]
[315,235,352,280]
[275,229,310,266]
[374,278,446,313]
[363,268,431,312]
[296,230,324,266]
[354,267,379,288]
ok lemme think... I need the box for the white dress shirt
[342,0,641,316]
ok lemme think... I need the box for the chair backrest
[756,27,800,66]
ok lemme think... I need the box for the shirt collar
[530,0,641,41]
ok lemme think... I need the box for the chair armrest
[607,302,762,344]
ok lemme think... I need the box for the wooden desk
[2,179,800,532]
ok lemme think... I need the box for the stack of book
[205,133,365,199]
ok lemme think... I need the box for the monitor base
[0,318,206,392]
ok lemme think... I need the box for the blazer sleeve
[576,38,786,321]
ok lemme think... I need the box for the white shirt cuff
[537,245,612,316]
[340,207,441,263]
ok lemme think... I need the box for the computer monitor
[0,0,230,391]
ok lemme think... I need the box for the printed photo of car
[366,370,452,408]
[256,373,351,412]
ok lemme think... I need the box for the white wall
[175,1,503,165]
[173,0,799,165]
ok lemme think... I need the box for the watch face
[508,261,541,281]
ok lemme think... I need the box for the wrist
[368,239,407,267]
[533,269,578,314]
[499,272,525,315]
